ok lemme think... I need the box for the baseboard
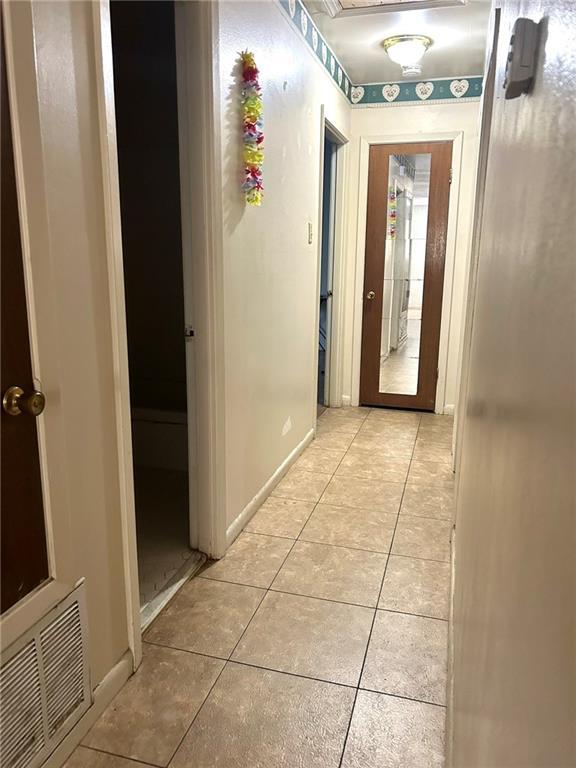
[341,394,352,407]
[225,428,315,546]
[444,404,455,416]
[44,651,134,768]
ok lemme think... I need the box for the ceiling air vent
[0,585,91,768]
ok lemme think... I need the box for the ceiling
[304,0,491,84]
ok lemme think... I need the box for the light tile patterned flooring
[68,407,454,768]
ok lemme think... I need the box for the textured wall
[450,1,576,765]
[216,0,350,530]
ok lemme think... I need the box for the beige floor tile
[419,413,453,426]
[145,578,264,658]
[400,485,454,520]
[83,644,223,765]
[245,497,315,538]
[299,503,396,553]
[365,409,421,425]
[414,434,453,450]
[417,425,453,442]
[272,541,387,607]
[317,411,365,434]
[407,460,455,486]
[233,591,373,685]
[313,428,356,452]
[379,556,450,619]
[319,406,371,422]
[170,663,355,768]
[350,433,415,458]
[340,406,373,419]
[392,516,451,562]
[201,532,293,588]
[64,748,145,768]
[359,420,420,440]
[293,445,345,474]
[336,449,410,483]
[320,476,404,513]
[341,691,445,768]
[272,468,332,502]
[351,430,416,455]
[418,415,453,428]
[361,611,447,705]
[412,443,453,464]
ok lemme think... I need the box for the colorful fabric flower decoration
[240,51,264,206]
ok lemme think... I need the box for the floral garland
[240,51,264,206]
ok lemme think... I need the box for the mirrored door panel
[360,142,452,410]
[379,153,430,395]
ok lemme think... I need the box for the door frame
[91,0,225,665]
[351,131,464,413]
[359,140,453,410]
[314,109,349,417]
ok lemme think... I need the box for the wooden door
[1,26,49,613]
[360,141,452,410]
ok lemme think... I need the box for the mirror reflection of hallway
[379,153,430,396]
[360,141,452,410]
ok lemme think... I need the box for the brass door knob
[2,386,46,417]
[366,290,376,300]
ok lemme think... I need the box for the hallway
[69,408,453,768]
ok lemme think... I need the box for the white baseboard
[444,404,455,416]
[225,428,315,547]
[341,394,352,406]
[44,651,134,768]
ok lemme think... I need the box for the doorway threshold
[140,550,206,631]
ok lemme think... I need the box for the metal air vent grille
[0,585,90,768]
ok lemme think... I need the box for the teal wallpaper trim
[278,0,483,106]
[278,0,352,100]
[351,77,483,105]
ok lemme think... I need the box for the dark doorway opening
[318,133,337,412]
[110,0,196,625]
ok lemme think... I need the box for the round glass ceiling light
[381,35,433,77]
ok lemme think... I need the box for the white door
[1,0,138,676]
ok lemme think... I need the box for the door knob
[2,386,46,417]
[366,291,376,300]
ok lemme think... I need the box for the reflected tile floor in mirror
[70,408,454,768]
[379,320,421,395]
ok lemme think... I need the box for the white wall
[342,102,480,413]
[215,1,350,534]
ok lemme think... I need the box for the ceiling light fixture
[381,35,433,77]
